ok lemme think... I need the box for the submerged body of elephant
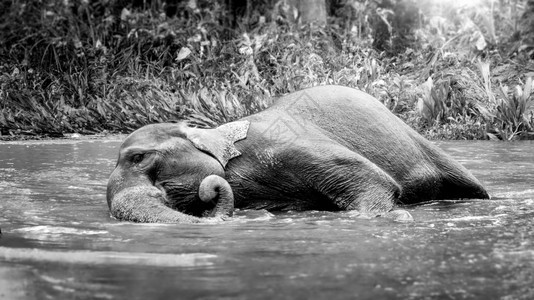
[107,85,489,223]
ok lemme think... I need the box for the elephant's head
[106,121,250,223]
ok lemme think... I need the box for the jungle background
[0,0,533,140]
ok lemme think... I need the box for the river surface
[0,139,533,299]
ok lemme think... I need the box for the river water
[0,139,533,299]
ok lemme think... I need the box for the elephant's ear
[184,120,250,168]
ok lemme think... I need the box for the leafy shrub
[488,77,533,140]
[1,0,533,142]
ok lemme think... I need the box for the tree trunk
[287,0,327,25]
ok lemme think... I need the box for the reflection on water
[1,139,533,299]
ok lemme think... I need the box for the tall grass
[0,0,386,136]
[490,77,533,140]
[1,0,533,140]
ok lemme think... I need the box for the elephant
[106,85,489,223]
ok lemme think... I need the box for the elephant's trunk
[109,185,200,223]
[107,168,201,223]
[107,174,234,222]
[198,175,234,217]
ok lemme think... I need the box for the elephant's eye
[131,153,144,164]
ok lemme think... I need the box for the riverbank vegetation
[1,0,533,140]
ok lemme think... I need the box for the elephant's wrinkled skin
[107,85,489,223]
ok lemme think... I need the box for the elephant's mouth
[159,181,216,217]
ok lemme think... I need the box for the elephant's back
[272,85,409,130]
[273,85,387,109]
[272,85,421,149]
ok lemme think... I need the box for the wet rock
[383,209,414,222]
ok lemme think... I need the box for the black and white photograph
[1,0,533,299]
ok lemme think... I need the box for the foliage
[489,77,534,140]
[0,0,533,141]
